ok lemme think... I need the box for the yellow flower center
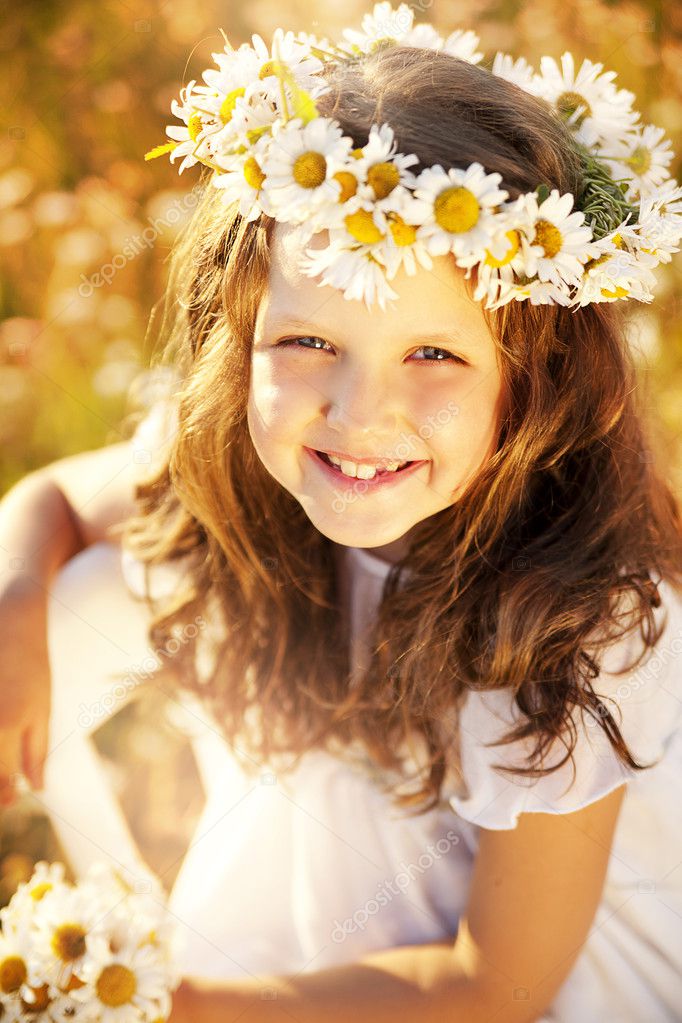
[612,233,624,248]
[259,60,287,80]
[219,87,246,124]
[627,145,652,175]
[51,923,87,962]
[0,955,27,993]
[293,151,327,189]
[333,171,358,203]
[484,229,520,267]
[387,213,417,246]
[351,148,364,160]
[21,984,50,1013]
[601,285,629,298]
[243,156,265,190]
[96,964,137,1007]
[556,91,592,126]
[434,187,480,233]
[533,219,563,258]
[246,125,270,145]
[30,882,53,900]
[345,209,384,244]
[187,112,204,142]
[63,972,87,992]
[584,252,611,272]
[369,38,398,53]
[367,161,400,199]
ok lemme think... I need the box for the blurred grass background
[1,0,681,900]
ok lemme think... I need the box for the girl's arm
[0,441,142,799]
[172,781,627,1023]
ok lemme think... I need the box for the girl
[2,5,682,1021]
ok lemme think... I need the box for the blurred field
[1,0,682,899]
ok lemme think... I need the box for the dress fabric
[43,399,682,1022]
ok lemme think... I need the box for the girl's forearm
[0,472,84,593]
[175,939,508,1023]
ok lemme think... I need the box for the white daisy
[599,124,675,202]
[340,3,416,56]
[491,52,535,90]
[211,132,277,220]
[308,200,391,262]
[349,124,419,210]
[201,41,263,101]
[320,184,433,281]
[0,928,30,1001]
[411,162,509,259]
[48,992,93,1022]
[260,116,352,223]
[293,30,334,52]
[30,883,101,990]
[441,29,484,65]
[1,862,68,936]
[455,205,533,306]
[165,80,209,175]
[400,24,445,50]
[514,188,600,287]
[527,52,640,150]
[382,190,434,279]
[165,79,234,175]
[248,28,325,97]
[574,252,656,305]
[72,941,170,1023]
[217,93,279,156]
[490,276,574,309]
[302,243,400,310]
[628,186,682,267]
[12,981,55,1021]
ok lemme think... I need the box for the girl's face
[248,223,506,564]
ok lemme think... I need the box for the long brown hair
[113,44,682,815]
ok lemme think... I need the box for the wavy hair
[113,45,682,815]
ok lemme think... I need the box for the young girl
[2,4,682,1021]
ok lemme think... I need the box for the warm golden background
[1,0,681,901]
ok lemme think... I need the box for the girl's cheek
[249,371,315,444]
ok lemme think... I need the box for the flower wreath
[145,1,682,311]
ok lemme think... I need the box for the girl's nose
[324,371,400,440]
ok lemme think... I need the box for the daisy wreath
[145,1,682,311]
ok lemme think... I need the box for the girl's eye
[277,335,333,352]
[276,336,466,364]
[410,345,466,365]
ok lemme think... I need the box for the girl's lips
[305,447,428,489]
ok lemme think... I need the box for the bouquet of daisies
[0,861,181,1023]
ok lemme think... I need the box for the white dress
[41,399,682,1023]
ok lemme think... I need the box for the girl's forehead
[263,222,497,346]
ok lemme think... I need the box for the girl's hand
[169,977,256,1023]
[0,576,52,805]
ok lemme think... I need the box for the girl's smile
[305,445,430,489]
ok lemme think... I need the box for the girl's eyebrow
[262,314,476,349]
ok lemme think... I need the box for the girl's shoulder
[447,577,682,831]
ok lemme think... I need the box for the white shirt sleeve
[447,579,682,830]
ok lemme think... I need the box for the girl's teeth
[326,454,406,478]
